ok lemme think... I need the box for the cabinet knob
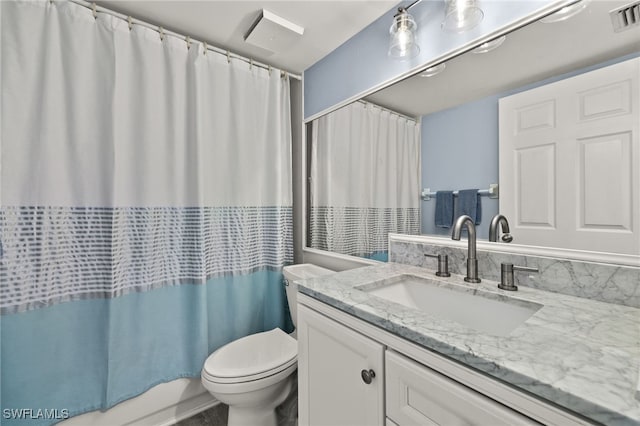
[361,369,376,384]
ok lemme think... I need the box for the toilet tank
[283,264,334,331]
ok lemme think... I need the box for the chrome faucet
[498,263,539,291]
[451,215,481,283]
[489,214,513,243]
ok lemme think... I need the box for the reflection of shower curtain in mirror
[310,101,420,260]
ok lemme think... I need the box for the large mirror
[306,0,640,261]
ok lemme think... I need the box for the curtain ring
[202,42,207,55]
[250,59,253,70]
[127,16,133,31]
[226,50,231,63]
[268,65,272,76]
[92,2,97,19]
[185,36,191,50]
[159,26,165,41]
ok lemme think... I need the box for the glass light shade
[540,0,589,23]
[420,63,446,77]
[389,10,420,59]
[442,0,484,33]
[472,35,506,54]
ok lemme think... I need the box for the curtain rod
[357,100,419,123]
[61,0,302,81]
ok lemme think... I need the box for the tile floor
[176,373,298,426]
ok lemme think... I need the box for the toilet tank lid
[203,328,296,379]
[283,264,334,281]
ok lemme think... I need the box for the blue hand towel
[454,189,482,224]
[434,191,454,228]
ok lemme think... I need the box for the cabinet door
[386,350,538,426]
[298,304,384,426]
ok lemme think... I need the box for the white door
[298,304,385,426]
[499,57,639,255]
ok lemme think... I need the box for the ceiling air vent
[610,1,640,32]
[244,10,304,54]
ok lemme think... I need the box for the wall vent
[610,1,640,32]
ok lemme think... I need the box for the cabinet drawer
[386,350,538,426]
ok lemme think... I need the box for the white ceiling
[97,0,398,74]
[366,0,640,117]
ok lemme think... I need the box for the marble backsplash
[389,240,640,308]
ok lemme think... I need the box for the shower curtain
[309,101,421,260]
[0,1,292,423]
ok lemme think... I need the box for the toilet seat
[202,328,297,385]
[202,357,297,384]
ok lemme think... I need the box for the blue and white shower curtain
[0,1,293,423]
[309,101,421,260]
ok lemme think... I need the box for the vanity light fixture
[388,7,420,59]
[420,63,446,77]
[472,35,506,53]
[540,0,589,23]
[442,0,484,32]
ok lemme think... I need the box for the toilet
[201,264,335,426]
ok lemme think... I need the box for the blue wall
[421,52,640,239]
[303,0,570,120]
[422,96,499,239]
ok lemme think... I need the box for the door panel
[515,144,556,227]
[578,132,632,230]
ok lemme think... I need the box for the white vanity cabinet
[386,350,536,425]
[298,294,592,426]
[297,304,385,426]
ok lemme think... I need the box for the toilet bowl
[201,264,334,426]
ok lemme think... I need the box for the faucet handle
[424,253,451,277]
[498,263,539,291]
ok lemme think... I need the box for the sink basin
[359,274,542,337]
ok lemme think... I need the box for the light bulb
[442,0,484,33]
[388,8,420,59]
[540,0,589,23]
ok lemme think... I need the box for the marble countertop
[296,262,640,425]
